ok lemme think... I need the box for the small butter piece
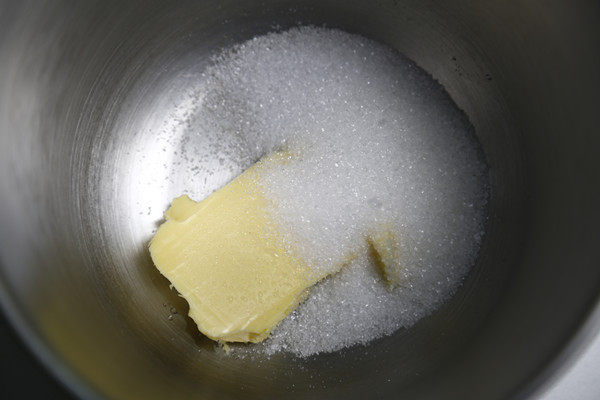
[368,228,405,287]
[149,153,330,343]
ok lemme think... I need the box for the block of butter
[150,153,323,343]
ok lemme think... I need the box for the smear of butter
[367,228,405,288]
[150,152,405,343]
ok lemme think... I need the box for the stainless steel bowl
[1,1,599,399]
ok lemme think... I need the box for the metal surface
[537,299,600,400]
[0,1,599,399]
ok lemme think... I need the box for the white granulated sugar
[186,26,489,357]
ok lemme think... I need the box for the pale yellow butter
[150,153,322,343]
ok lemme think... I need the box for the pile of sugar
[185,27,489,357]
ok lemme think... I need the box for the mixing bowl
[1,1,599,399]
